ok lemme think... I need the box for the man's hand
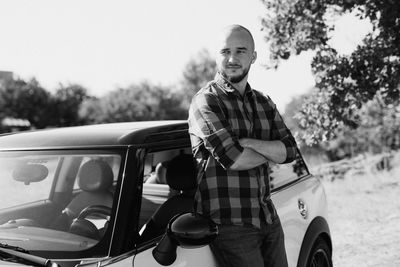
[238,138,252,148]
[229,147,268,171]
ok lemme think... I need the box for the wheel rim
[311,247,330,267]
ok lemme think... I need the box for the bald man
[188,25,297,266]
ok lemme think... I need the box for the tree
[52,84,90,126]
[79,81,186,123]
[179,49,217,109]
[260,0,400,144]
[79,96,102,124]
[283,91,330,164]
[353,94,400,153]
[0,78,53,128]
[284,88,400,161]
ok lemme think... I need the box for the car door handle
[298,199,308,219]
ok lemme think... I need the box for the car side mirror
[152,212,218,266]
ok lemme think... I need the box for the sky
[0,0,371,110]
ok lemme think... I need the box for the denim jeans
[210,215,288,267]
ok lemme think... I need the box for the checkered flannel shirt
[188,73,297,228]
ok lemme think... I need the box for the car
[0,121,332,267]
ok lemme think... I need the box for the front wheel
[306,238,332,267]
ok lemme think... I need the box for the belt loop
[266,199,277,219]
[260,204,273,224]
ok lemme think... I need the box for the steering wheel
[69,205,111,240]
[77,205,112,220]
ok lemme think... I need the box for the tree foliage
[0,49,218,130]
[0,78,53,129]
[80,50,216,124]
[283,92,330,163]
[79,81,186,124]
[320,95,400,160]
[284,89,400,161]
[260,0,400,144]
[0,78,91,129]
[52,84,90,126]
[179,49,217,109]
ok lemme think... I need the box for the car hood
[0,226,96,251]
[0,262,27,267]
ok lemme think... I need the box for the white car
[0,121,332,267]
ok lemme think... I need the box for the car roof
[0,120,189,150]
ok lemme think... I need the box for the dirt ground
[320,160,400,267]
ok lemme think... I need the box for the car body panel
[132,246,218,267]
[0,121,187,150]
[130,176,326,267]
[271,175,328,267]
[0,226,97,251]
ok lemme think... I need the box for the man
[188,24,297,267]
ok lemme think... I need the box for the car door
[131,147,320,267]
[269,151,327,267]
[131,146,219,267]
[133,246,219,267]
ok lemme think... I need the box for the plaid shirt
[188,73,297,228]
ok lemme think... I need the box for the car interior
[136,148,309,244]
[138,148,197,243]
[50,159,114,239]
[0,153,121,251]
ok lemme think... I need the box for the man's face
[215,29,256,84]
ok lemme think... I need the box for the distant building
[0,71,13,87]
[0,71,31,133]
[1,117,31,133]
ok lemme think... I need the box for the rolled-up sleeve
[188,92,243,169]
[267,98,297,163]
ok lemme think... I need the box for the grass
[317,151,400,266]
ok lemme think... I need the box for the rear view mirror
[13,163,49,185]
[152,212,218,266]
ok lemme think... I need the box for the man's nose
[227,54,237,63]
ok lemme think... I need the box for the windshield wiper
[0,243,28,253]
[0,243,59,267]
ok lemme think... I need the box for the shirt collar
[214,72,254,98]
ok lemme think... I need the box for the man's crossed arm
[229,138,287,171]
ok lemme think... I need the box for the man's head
[214,24,257,84]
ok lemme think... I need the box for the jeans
[210,215,288,267]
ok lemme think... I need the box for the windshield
[0,150,122,253]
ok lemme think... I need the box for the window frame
[270,148,311,193]
[0,147,127,259]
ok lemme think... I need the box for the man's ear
[251,51,257,64]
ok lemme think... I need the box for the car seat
[139,154,197,243]
[145,161,168,184]
[51,159,114,234]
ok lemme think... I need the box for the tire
[306,238,333,267]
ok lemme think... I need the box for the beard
[220,64,251,83]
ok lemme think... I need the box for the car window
[0,156,58,209]
[138,147,193,242]
[270,150,309,190]
[0,150,122,254]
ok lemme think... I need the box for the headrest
[78,160,113,192]
[155,162,167,184]
[166,154,197,191]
